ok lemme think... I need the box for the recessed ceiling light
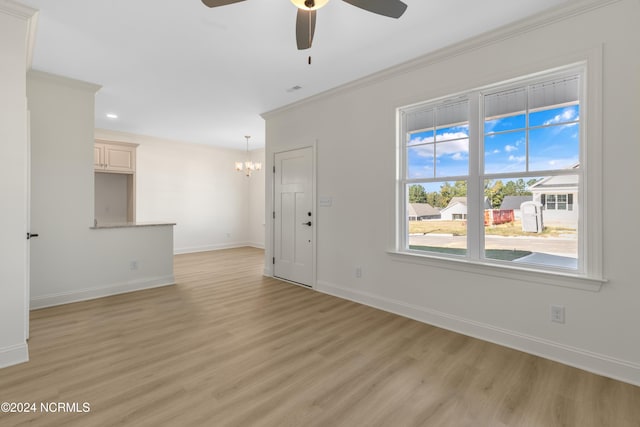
[106,113,118,119]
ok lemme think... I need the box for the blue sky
[408,104,579,179]
[484,104,579,173]
[408,124,469,179]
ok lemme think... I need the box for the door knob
[302,221,312,226]
[26,233,39,240]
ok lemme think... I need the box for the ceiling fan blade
[296,9,316,50]
[341,0,407,18]
[201,0,247,8]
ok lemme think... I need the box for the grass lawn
[409,220,576,238]
[409,245,532,261]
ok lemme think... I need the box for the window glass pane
[529,104,579,127]
[557,194,567,210]
[483,176,578,270]
[407,182,467,256]
[485,113,526,134]
[529,124,579,171]
[484,131,526,174]
[435,124,469,142]
[435,139,469,177]
[546,194,557,209]
[401,70,583,273]
[408,129,434,146]
[407,145,434,179]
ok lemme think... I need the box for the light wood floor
[1,247,638,427]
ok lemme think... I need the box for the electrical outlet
[551,305,565,323]
[355,267,362,278]
[130,260,138,271]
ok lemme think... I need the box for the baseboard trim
[263,266,274,277]
[174,243,250,255]
[0,342,29,369]
[315,280,640,387]
[30,275,176,309]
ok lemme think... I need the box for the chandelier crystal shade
[236,135,262,177]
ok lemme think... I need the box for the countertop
[90,222,176,229]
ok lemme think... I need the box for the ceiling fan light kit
[290,0,329,11]
[202,0,407,50]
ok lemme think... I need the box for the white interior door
[273,147,314,286]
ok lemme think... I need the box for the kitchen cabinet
[94,141,137,173]
[94,140,138,224]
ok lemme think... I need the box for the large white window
[398,66,592,276]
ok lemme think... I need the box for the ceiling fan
[201,0,408,50]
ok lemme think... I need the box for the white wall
[94,129,265,253]
[27,71,175,309]
[263,0,640,385]
[0,1,36,368]
[248,148,266,248]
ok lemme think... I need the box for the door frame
[271,143,317,288]
[25,109,31,340]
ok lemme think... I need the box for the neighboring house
[530,172,578,229]
[440,197,492,220]
[408,203,441,221]
[499,195,533,220]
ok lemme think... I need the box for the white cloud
[504,144,517,152]
[435,131,468,142]
[508,155,526,162]
[410,134,468,158]
[544,108,578,126]
[411,144,434,157]
[451,152,464,160]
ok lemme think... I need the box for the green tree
[485,180,504,208]
[408,184,427,203]
[426,191,447,208]
[484,178,535,209]
[452,180,467,197]
[526,178,539,190]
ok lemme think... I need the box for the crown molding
[0,0,39,70]
[25,10,38,70]
[262,0,622,119]
[27,69,102,93]
[94,128,244,153]
[0,0,37,19]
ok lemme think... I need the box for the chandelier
[235,135,262,177]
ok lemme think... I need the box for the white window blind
[406,100,468,133]
[484,76,580,118]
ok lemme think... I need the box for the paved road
[409,234,577,257]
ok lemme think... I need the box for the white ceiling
[18,0,571,149]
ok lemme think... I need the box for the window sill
[387,250,605,292]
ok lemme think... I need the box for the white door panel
[274,147,313,286]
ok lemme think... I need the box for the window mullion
[467,92,482,260]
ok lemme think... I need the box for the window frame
[395,62,605,290]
